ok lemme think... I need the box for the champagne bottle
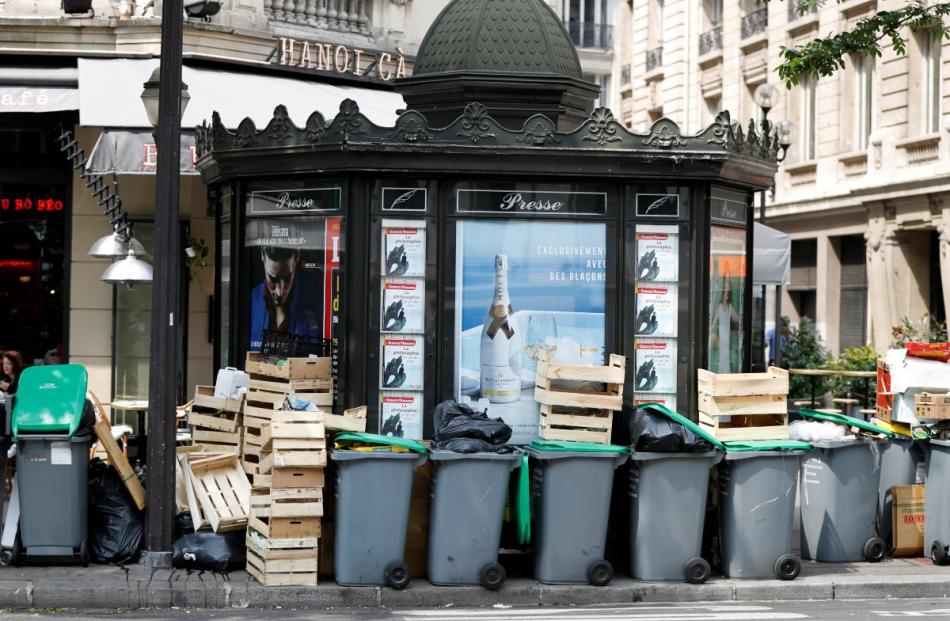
[479,254,522,403]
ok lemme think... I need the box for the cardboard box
[877,358,893,423]
[915,393,950,420]
[892,484,925,557]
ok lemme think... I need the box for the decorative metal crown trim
[195,101,780,164]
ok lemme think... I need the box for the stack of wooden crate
[246,413,327,586]
[241,353,333,488]
[533,352,625,444]
[187,386,244,455]
[697,366,790,441]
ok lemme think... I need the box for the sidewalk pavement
[0,558,948,611]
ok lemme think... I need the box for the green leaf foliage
[780,317,832,400]
[828,345,877,400]
[776,1,950,88]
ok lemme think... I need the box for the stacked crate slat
[697,366,790,441]
[187,386,243,455]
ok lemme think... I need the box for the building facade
[615,0,950,354]
[0,0,446,415]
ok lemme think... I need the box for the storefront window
[708,224,747,373]
[454,219,607,443]
[244,184,343,352]
[114,224,154,399]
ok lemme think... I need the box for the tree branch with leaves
[777,0,950,88]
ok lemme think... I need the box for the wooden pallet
[246,529,319,587]
[534,353,625,412]
[184,454,252,533]
[538,404,613,444]
[246,352,332,381]
[697,367,790,442]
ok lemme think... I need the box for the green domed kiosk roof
[413,0,583,79]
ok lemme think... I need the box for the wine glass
[523,314,558,379]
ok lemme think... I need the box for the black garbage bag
[75,399,97,438]
[172,530,246,572]
[631,407,715,453]
[88,458,144,565]
[436,438,517,454]
[432,400,512,447]
[175,512,195,540]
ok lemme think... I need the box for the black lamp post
[140,0,187,568]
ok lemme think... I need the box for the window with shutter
[838,235,868,350]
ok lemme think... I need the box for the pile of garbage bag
[433,400,514,453]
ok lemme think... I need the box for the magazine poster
[635,225,679,283]
[634,339,677,394]
[383,225,426,278]
[634,284,678,338]
[380,335,424,391]
[379,392,423,439]
[381,279,424,334]
[633,393,678,413]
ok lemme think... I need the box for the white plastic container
[214,367,248,399]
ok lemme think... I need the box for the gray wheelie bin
[331,433,429,589]
[12,364,92,566]
[878,437,919,545]
[798,409,895,563]
[427,450,520,589]
[719,441,811,580]
[926,440,950,564]
[628,403,725,583]
[529,440,629,586]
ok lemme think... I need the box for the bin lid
[12,364,88,438]
[333,432,429,453]
[529,439,629,454]
[636,402,725,450]
[724,439,813,452]
[798,408,895,438]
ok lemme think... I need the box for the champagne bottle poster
[635,226,678,283]
[634,339,677,394]
[381,279,424,333]
[380,336,424,391]
[454,220,606,444]
[379,392,423,439]
[383,226,426,278]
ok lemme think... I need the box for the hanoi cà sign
[272,37,410,82]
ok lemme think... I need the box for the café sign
[273,37,410,82]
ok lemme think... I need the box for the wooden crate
[249,374,332,396]
[251,488,324,518]
[538,404,613,444]
[322,406,368,433]
[248,512,321,540]
[271,466,325,489]
[697,367,790,442]
[246,529,319,587]
[534,353,625,412]
[188,385,243,434]
[246,352,332,381]
[184,454,252,533]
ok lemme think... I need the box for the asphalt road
[6,601,950,620]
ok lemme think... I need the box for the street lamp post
[140,0,187,568]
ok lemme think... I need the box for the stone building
[614,0,950,354]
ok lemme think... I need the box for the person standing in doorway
[0,350,25,395]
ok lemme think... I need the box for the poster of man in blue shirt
[249,245,322,350]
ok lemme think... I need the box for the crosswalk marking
[394,606,808,621]
[871,612,950,617]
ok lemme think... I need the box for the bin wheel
[863,537,887,563]
[684,557,711,584]
[0,549,12,567]
[932,540,948,566]
[774,554,801,581]
[479,562,506,591]
[80,540,88,568]
[384,561,411,590]
[587,559,613,587]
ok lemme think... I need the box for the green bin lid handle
[333,431,430,453]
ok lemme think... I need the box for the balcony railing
[266,0,370,35]
[698,24,723,55]
[646,46,663,72]
[741,6,768,38]
[787,0,818,22]
[564,21,614,50]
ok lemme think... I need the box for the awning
[753,222,791,286]
[78,58,403,129]
[86,129,198,175]
[0,67,79,113]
